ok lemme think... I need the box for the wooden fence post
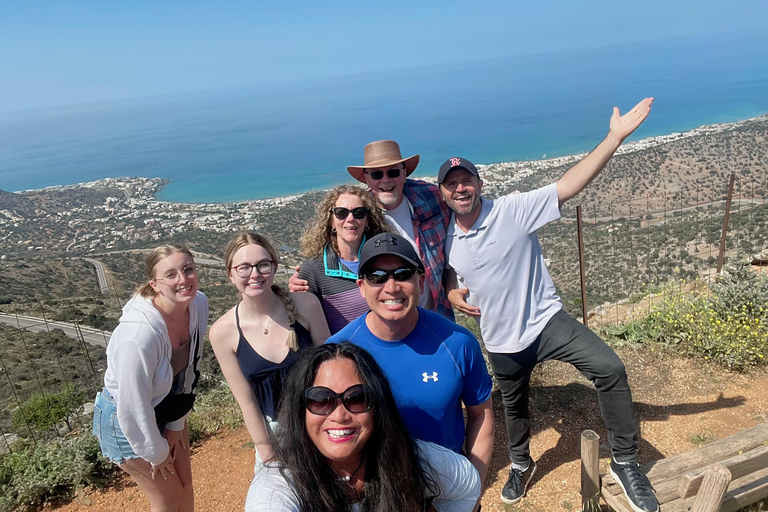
[716,172,736,275]
[690,465,731,512]
[581,430,600,512]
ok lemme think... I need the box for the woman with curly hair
[245,342,481,512]
[209,233,330,470]
[296,185,390,333]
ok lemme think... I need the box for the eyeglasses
[330,206,369,220]
[363,267,420,285]
[305,384,372,415]
[365,168,402,180]
[232,261,275,278]
[155,265,197,283]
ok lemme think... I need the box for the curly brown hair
[300,185,391,258]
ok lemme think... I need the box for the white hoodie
[103,291,208,466]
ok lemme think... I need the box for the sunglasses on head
[363,267,420,285]
[366,168,402,180]
[330,206,369,220]
[305,384,372,415]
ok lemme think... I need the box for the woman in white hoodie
[92,245,208,512]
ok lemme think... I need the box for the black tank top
[235,304,313,420]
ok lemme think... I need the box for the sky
[1,0,767,113]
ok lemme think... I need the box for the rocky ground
[48,348,768,512]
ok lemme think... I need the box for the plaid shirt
[402,179,454,320]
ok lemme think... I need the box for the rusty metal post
[716,173,736,275]
[576,206,589,326]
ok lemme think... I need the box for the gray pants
[488,309,638,469]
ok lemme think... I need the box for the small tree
[12,385,85,437]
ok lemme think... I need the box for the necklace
[339,458,365,483]
[244,297,275,335]
[253,315,272,335]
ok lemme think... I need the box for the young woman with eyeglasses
[209,233,330,471]
[292,185,391,333]
[245,342,481,512]
[92,245,208,512]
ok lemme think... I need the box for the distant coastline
[16,113,768,206]
[3,112,766,258]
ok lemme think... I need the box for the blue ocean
[1,32,767,203]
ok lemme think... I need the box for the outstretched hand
[609,97,654,143]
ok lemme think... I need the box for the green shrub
[12,385,86,438]
[710,258,768,321]
[601,320,659,347]
[187,384,244,445]
[620,259,768,371]
[0,432,114,512]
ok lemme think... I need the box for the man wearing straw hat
[292,140,454,320]
[438,98,658,512]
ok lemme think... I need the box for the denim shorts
[92,388,141,463]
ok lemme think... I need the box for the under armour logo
[374,236,398,247]
[450,157,461,167]
[422,372,439,382]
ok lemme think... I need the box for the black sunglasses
[330,206,369,220]
[305,384,372,415]
[366,168,402,180]
[363,267,420,285]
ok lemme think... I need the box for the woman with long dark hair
[294,185,390,333]
[210,233,330,469]
[245,342,480,512]
[93,245,208,512]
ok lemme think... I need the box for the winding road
[81,257,110,295]
[0,313,110,347]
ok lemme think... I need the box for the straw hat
[347,140,420,183]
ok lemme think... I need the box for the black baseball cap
[437,157,479,184]
[358,233,425,277]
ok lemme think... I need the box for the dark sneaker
[609,460,659,512]
[500,459,537,504]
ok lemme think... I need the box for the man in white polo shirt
[439,98,658,512]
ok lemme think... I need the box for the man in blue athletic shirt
[327,232,494,494]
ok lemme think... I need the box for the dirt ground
[50,349,768,512]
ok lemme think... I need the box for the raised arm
[557,97,653,205]
[209,316,274,463]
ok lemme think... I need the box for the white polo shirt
[445,183,563,354]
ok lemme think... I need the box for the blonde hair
[136,245,195,298]
[300,185,391,258]
[224,233,300,351]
